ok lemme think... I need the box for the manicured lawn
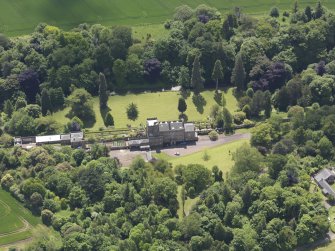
[0,230,32,246]
[52,88,238,130]
[169,139,249,173]
[329,207,335,233]
[0,189,41,247]
[1,0,334,36]
[313,241,335,251]
[0,200,24,234]
[177,186,199,219]
[0,189,40,227]
[133,24,169,42]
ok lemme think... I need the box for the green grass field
[329,206,335,233]
[0,189,40,247]
[313,241,335,251]
[0,0,334,36]
[168,139,249,173]
[177,186,199,218]
[52,88,238,130]
[132,24,169,42]
[0,200,24,234]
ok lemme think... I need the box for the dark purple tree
[18,69,40,103]
[252,62,291,92]
[70,121,81,132]
[315,61,326,76]
[198,15,210,24]
[144,58,162,82]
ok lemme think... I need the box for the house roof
[61,134,71,140]
[170,122,184,131]
[184,123,195,132]
[159,122,170,132]
[128,139,149,146]
[319,179,335,197]
[36,135,61,143]
[315,168,335,182]
[147,119,158,127]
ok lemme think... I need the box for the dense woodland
[1,1,335,250]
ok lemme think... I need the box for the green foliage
[174,5,194,21]
[25,104,42,118]
[15,97,27,111]
[41,89,51,116]
[178,66,190,89]
[318,136,333,159]
[270,7,280,18]
[233,111,246,125]
[232,144,263,174]
[66,88,95,123]
[251,123,278,149]
[6,110,36,136]
[264,90,272,118]
[3,100,14,117]
[152,177,178,215]
[212,60,224,90]
[222,107,233,133]
[208,130,219,141]
[177,98,187,114]
[177,164,213,195]
[99,72,108,109]
[49,87,65,112]
[191,55,203,94]
[231,53,246,91]
[1,4,335,250]
[104,112,114,127]
[126,102,139,121]
[181,212,203,239]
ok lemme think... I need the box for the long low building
[14,132,84,148]
[36,135,61,144]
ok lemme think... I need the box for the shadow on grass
[214,91,222,105]
[66,110,96,129]
[82,117,96,128]
[100,106,111,126]
[192,94,207,114]
[181,89,191,99]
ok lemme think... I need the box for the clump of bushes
[208,130,219,141]
[233,112,246,125]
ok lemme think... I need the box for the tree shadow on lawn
[180,89,191,99]
[81,117,96,128]
[66,111,96,129]
[192,94,207,114]
[100,106,111,126]
[214,91,222,105]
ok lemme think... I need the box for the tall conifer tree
[41,89,51,116]
[231,53,246,92]
[191,55,203,95]
[99,72,108,109]
[212,60,224,91]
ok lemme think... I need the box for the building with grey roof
[14,131,84,148]
[145,118,197,148]
[314,168,335,198]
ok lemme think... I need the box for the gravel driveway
[110,133,251,167]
